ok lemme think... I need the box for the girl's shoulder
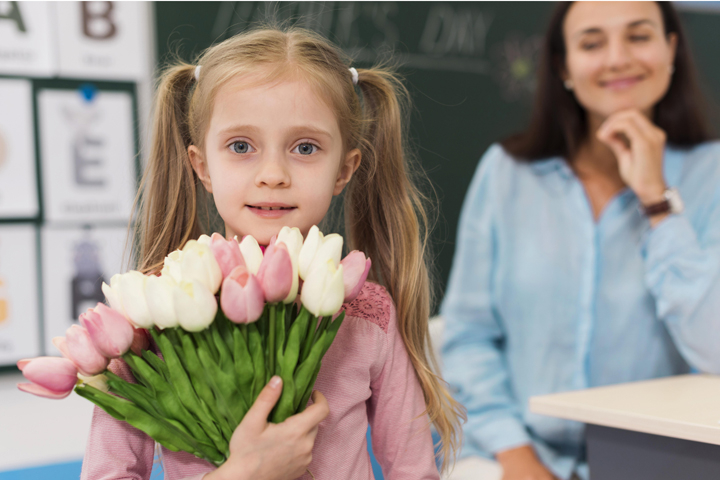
[342,281,394,335]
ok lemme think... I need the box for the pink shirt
[80,282,439,480]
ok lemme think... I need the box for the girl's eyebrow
[216,125,333,140]
[286,126,333,140]
[572,19,658,40]
[217,124,260,137]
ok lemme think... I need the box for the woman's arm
[643,206,720,373]
[598,111,720,373]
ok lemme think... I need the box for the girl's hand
[496,445,558,480]
[205,376,329,480]
[596,109,668,206]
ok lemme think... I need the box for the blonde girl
[80,26,464,480]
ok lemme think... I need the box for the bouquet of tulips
[17,226,371,465]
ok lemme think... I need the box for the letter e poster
[38,88,136,224]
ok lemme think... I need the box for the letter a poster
[38,87,136,224]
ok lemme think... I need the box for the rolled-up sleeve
[643,199,720,374]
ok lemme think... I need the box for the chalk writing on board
[211,2,494,75]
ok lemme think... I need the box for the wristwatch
[642,187,684,216]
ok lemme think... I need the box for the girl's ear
[333,148,362,196]
[188,145,213,193]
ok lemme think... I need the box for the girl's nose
[254,151,291,188]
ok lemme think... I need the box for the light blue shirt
[441,142,720,480]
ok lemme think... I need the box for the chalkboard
[154,2,720,309]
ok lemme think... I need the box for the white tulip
[162,250,183,282]
[173,280,218,332]
[197,234,212,246]
[298,227,343,280]
[275,226,303,303]
[299,226,322,280]
[117,271,154,328]
[145,275,179,329]
[102,274,124,316]
[162,240,222,294]
[238,235,263,275]
[300,260,345,317]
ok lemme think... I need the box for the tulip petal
[239,235,264,275]
[210,233,244,279]
[18,357,78,394]
[174,281,218,332]
[257,243,293,303]
[65,325,109,376]
[18,382,73,399]
[145,275,178,329]
[117,271,154,328]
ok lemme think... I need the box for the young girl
[80,27,464,480]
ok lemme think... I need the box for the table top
[529,374,720,445]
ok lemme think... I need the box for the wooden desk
[529,374,720,480]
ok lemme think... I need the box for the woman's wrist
[635,182,668,206]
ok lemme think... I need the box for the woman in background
[442,2,720,480]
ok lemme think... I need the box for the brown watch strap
[642,199,671,216]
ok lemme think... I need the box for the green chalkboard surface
[154,2,720,309]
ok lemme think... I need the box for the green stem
[268,303,276,382]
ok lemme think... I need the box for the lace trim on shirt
[342,282,392,334]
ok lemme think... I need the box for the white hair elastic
[194,65,201,81]
[349,67,358,85]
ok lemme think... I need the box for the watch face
[665,188,684,214]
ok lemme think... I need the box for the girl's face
[189,74,360,245]
[562,1,677,122]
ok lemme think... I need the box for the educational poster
[0,1,56,77]
[0,79,38,218]
[56,2,149,80]
[41,225,129,355]
[38,88,136,224]
[0,224,40,365]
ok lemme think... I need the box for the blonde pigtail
[349,67,466,473]
[134,63,204,274]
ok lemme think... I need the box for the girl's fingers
[239,376,283,434]
[287,390,329,432]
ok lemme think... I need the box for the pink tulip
[209,232,245,279]
[79,303,135,358]
[221,265,265,324]
[65,325,109,376]
[130,328,151,356]
[17,357,78,399]
[341,251,372,303]
[256,243,293,303]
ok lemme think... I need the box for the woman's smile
[600,74,645,91]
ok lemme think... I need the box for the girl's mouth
[247,204,296,217]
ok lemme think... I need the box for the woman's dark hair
[502,1,714,162]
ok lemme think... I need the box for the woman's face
[562,1,677,121]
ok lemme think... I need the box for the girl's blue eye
[294,143,318,155]
[231,141,252,154]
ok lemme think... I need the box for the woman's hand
[496,445,558,480]
[596,109,668,206]
[205,376,329,480]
